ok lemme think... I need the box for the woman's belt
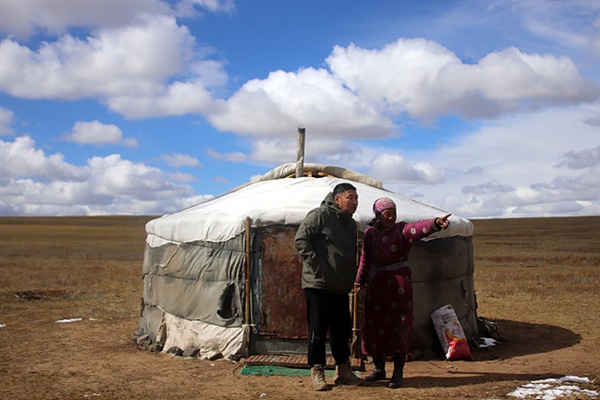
[369,261,409,279]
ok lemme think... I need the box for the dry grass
[2,215,596,324]
[471,217,600,344]
[0,216,153,321]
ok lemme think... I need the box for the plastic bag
[431,304,472,361]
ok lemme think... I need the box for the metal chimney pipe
[296,127,305,178]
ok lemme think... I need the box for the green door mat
[240,365,335,377]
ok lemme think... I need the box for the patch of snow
[55,318,83,324]
[561,376,593,384]
[508,376,598,399]
[479,337,498,348]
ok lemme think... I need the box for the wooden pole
[244,217,252,325]
[351,221,360,358]
[296,127,305,178]
[352,288,359,358]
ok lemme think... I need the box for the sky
[0,0,599,219]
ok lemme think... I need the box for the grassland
[0,215,598,399]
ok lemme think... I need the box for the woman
[355,197,450,388]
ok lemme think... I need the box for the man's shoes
[334,361,364,386]
[311,364,328,391]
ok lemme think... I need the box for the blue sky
[0,0,598,218]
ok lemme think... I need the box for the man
[294,182,364,391]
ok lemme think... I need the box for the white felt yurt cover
[146,163,472,246]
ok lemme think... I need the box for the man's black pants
[305,288,351,367]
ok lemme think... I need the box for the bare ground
[0,297,598,400]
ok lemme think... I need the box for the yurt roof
[146,163,473,246]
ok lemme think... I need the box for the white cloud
[532,168,600,202]
[369,153,446,184]
[433,1,600,66]
[247,137,356,165]
[87,154,171,197]
[0,136,204,216]
[0,13,221,118]
[161,153,203,168]
[204,38,597,143]
[167,171,198,183]
[510,0,600,55]
[0,136,85,181]
[208,68,394,139]
[381,105,600,218]
[204,99,599,214]
[247,138,298,164]
[555,146,599,169]
[328,39,459,113]
[63,121,137,147]
[511,200,597,216]
[327,39,598,123]
[206,136,367,167]
[304,138,367,167]
[206,148,247,162]
[0,107,15,136]
[2,10,595,135]
[0,0,170,39]
[106,78,215,119]
[463,181,515,195]
[175,0,236,17]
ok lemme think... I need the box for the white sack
[431,304,473,361]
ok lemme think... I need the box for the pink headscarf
[373,197,396,214]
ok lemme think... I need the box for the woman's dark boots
[365,358,386,382]
[388,353,405,389]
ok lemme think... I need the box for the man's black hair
[332,182,357,196]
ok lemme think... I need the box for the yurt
[134,163,478,361]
